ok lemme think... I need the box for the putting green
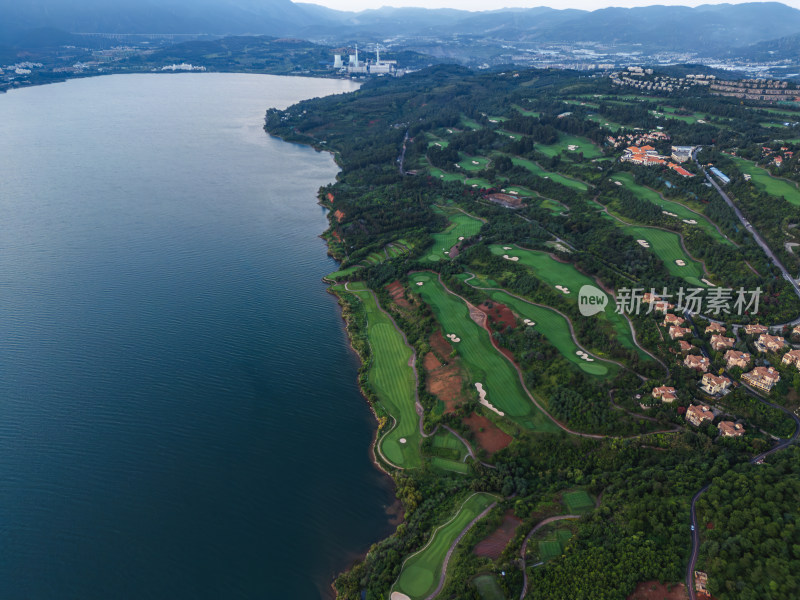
[410,273,558,431]
[393,492,497,599]
[457,154,491,172]
[728,155,800,206]
[563,490,594,513]
[537,134,602,159]
[342,282,421,468]
[622,226,706,287]
[508,155,589,191]
[425,207,483,262]
[488,244,645,357]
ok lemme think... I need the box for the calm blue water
[0,73,395,599]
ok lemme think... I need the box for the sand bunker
[636,239,651,248]
[399,438,407,444]
[675,259,686,266]
[391,593,412,600]
[489,119,498,123]
[555,285,571,294]
[475,383,505,416]
[471,184,478,188]
[509,135,515,138]
[614,181,623,186]
[434,142,442,147]
[683,219,697,225]
[458,236,465,241]
[523,318,536,326]
[568,144,579,151]
[503,255,520,262]
[662,210,678,217]
[575,350,595,362]
[701,278,715,287]
[446,333,461,343]
[472,160,480,165]
[509,190,518,195]
[503,246,512,250]
[447,129,453,133]
[416,281,424,286]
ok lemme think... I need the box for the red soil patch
[430,330,453,362]
[426,361,464,414]
[478,301,517,332]
[333,209,346,223]
[474,510,522,559]
[423,352,442,371]
[331,230,342,242]
[326,192,334,203]
[463,413,512,454]
[386,280,411,309]
[627,582,689,600]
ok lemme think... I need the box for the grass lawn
[473,574,507,600]
[458,154,491,172]
[509,155,589,191]
[410,273,559,431]
[498,129,523,141]
[536,134,602,159]
[585,113,626,132]
[512,104,540,117]
[487,289,615,378]
[487,244,645,358]
[325,264,363,281]
[432,430,469,461]
[342,282,421,468]
[431,456,471,474]
[611,172,730,243]
[393,492,497,599]
[537,528,574,562]
[425,206,484,262]
[461,116,482,130]
[728,155,800,206]
[563,490,595,514]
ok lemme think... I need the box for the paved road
[696,153,800,301]
[519,515,581,599]
[685,389,800,600]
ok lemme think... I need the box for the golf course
[508,155,590,191]
[410,272,559,432]
[392,492,497,600]
[339,282,421,469]
[728,155,800,206]
[425,206,484,262]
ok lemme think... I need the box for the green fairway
[325,264,363,281]
[509,155,589,191]
[512,104,539,117]
[473,574,507,600]
[343,282,421,468]
[611,172,730,243]
[729,155,800,206]
[425,207,483,262]
[487,289,615,378]
[431,430,469,462]
[586,113,626,132]
[538,529,574,562]
[393,492,497,599]
[461,116,482,130]
[431,456,471,474]
[536,134,602,159]
[410,273,558,431]
[458,154,491,172]
[487,244,646,358]
[563,490,594,514]
[498,129,523,141]
[620,225,706,287]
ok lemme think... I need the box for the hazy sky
[304,0,800,11]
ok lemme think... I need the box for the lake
[0,73,395,599]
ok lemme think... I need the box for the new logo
[579,285,608,317]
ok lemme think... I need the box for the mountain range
[3,1,800,57]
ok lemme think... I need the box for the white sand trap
[555,285,571,294]
[568,144,579,151]
[434,142,442,147]
[675,259,686,266]
[475,383,505,416]
[614,181,623,186]
[472,160,480,165]
[444,250,450,254]
[701,278,716,287]
[452,337,461,343]
[447,129,453,133]
[683,219,697,225]
[458,236,465,240]
[509,135,515,138]
[662,210,678,217]
[636,239,650,248]
[391,593,412,600]
[416,281,424,286]
[447,333,456,339]
[489,119,498,123]
[503,246,512,250]
[399,438,407,444]
[509,190,518,195]
[503,255,520,262]
[471,184,478,188]
[439,175,444,178]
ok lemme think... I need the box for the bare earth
[474,510,523,559]
[463,413,512,454]
[627,581,689,600]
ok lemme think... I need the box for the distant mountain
[733,31,800,61]
[2,0,800,56]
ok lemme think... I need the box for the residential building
[756,334,786,353]
[678,340,694,353]
[781,349,800,368]
[671,146,695,162]
[710,335,735,352]
[742,366,781,393]
[684,354,710,372]
[718,421,745,437]
[670,326,693,340]
[663,313,685,327]
[701,373,732,395]
[724,349,751,370]
[744,324,769,335]
[652,385,677,403]
[792,324,800,337]
[705,322,726,334]
[686,404,714,427]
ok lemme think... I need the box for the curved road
[519,514,581,599]
[685,391,800,600]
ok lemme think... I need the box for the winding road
[518,515,581,599]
